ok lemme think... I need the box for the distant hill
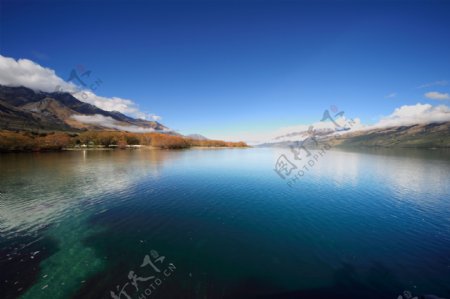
[0,85,168,132]
[328,122,450,148]
[256,122,450,149]
[187,134,208,140]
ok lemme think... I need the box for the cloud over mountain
[71,114,157,132]
[218,103,450,145]
[0,55,160,120]
[370,103,450,129]
[0,55,74,93]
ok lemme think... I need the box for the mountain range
[1,85,449,149]
[0,85,168,132]
[257,122,450,148]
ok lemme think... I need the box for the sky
[1,0,450,142]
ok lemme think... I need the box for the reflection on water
[0,148,449,299]
[0,150,171,237]
[0,150,179,299]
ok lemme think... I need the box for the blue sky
[1,0,450,140]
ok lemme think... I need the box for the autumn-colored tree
[139,133,152,146]
[151,133,190,149]
[0,130,247,152]
[0,131,37,151]
[125,134,140,145]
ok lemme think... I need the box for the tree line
[0,131,248,152]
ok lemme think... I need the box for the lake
[0,148,449,299]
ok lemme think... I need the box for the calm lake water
[0,148,449,299]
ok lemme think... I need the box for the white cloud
[71,114,156,133]
[72,90,141,115]
[385,92,397,98]
[213,115,364,145]
[217,103,450,145]
[150,115,162,121]
[133,111,162,121]
[424,91,450,100]
[0,55,161,120]
[0,55,76,92]
[417,80,448,89]
[369,103,450,129]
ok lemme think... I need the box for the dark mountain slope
[0,85,168,132]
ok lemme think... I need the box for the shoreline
[0,145,250,153]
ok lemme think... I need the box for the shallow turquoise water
[0,148,449,299]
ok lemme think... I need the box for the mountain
[327,122,450,148]
[256,122,450,149]
[0,85,168,132]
